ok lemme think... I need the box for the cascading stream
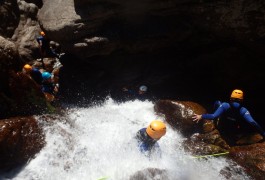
[1,98,250,180]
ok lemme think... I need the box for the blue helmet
[42,72,52,80]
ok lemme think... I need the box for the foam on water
[1,98,250,180]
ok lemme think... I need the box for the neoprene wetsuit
[30,68,43,85]
[135,128,161,157]
[41,82,55,95]
[202,101,265,137]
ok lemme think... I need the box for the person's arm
[193,102,230,123]
[240,107,265,137]
[39,39,43,47]
[122,87,137,96]
[36,37,42,45]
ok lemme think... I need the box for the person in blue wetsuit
[22,64,43,85]
[193,89,265,145]
[36,31,59,58]
[41,71,58,102]
[123,85,148,101]
[135,120,166,157]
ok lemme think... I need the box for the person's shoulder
[139,128,146,132]
[32,68,41,73]
[220,102,230,109]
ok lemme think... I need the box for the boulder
[0,0,20,38]
[9,71,55,115]
[129,168,169,180]
[154,100,206,136]
[229,142,265,180]
[0,116,45,171]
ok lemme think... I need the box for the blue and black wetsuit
[36,36,49,51]
[202,101,265,138]
[135,128,161,157]
[41,82,55,95]
[124,89,148,101]
[36,36,58,58]
[30,68,43,85]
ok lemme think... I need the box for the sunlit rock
[12,0,42,60]
[0,116,45,171]
[183,139,228,156]
[154,100,206,136]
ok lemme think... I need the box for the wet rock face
[0,36,21,117]
[0,0,20,38]
[229,142,265,180]
[8,71,49,116]
[39,0,265,59]
[0,116,45,171]
[154,100,206,136]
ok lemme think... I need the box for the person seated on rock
[122,85,148,101]
[41,71,58,102]
[192,89,265,145]
[135,120,166,158]
[22,64,43,85]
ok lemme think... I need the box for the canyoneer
[135,120,166,158]
[41,71,58,102]
[193,89,265,145]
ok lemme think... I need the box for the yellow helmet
[40,31,45,36]
[146,120,166,140]
[23,64,32,73]
[230,89,243,100]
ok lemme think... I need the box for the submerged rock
[129,168,169,180]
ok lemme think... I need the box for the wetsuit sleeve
[240,107,265,136]
[202,102,230,120]
[127,90,137,96]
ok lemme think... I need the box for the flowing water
[1,98,251,180]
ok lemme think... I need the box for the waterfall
[1,98,250,180]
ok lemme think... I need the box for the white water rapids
[1,98,250,180]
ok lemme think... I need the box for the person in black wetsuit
[22,64,43,85]
[193,89,265,145]
[122,85,149,101]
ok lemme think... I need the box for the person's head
[40,31,45,36]
[146,120,166,140]
[139,85,148,95]
[23,64,32,74]
[42,72,52,82]
[230,89,243,103]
